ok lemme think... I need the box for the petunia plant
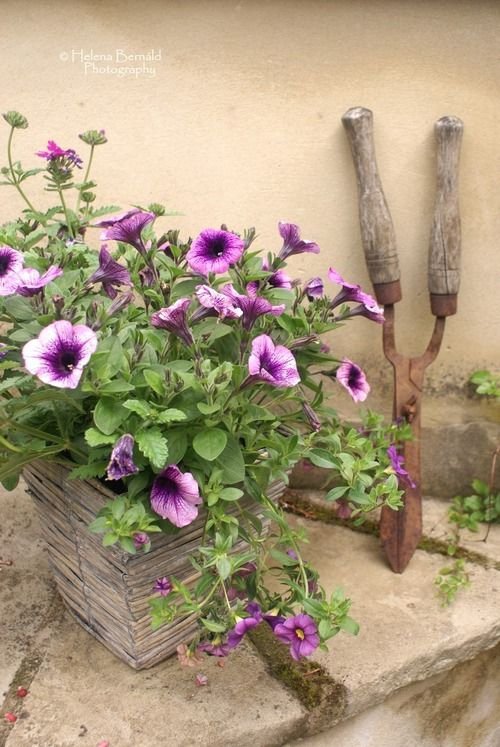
[0,111,406,663]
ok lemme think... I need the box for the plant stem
[7,127,36,212]
[0,435,22,452]
[75,144,94,215]
[57,186,75,239]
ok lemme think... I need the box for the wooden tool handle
[342,107,401,305]
[428,115,464,316]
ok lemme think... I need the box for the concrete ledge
[2,480,500,746]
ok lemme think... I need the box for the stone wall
[0,0,499,394]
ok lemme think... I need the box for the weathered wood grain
[428,115,463,303]
[342,106,401,289]
[24,461,283,669]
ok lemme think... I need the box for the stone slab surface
[287,516,500,721]
[0,482,56,698]
[3,612,305,747]
[287,643,500,747]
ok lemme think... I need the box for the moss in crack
[281,490,500,571]
[280,490,380,537]
[417,536,500,570]
[249,623,348,728]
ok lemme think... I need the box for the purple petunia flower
[328,268,384,323]
[87,245,131,299]
[336,358,370,403]
[227,615,261,650]
[0,343,7,360]
[387,445,416,489]
[0,246,23,296]
[93,209,141,228]
[278,222,320,260]
[347,300,385,325]
[150,298,194,346]
[186,228,245,275]
[36,140,83,168]
[14,266,63,297]
[153,576,173,596]
[197,640,231,658]
[195,284,243,320]
[99,210,155,254]
[106,434,139,480]
[221,284,285,330]
[274,613,320,661]
[150,465,202,527]
[22,320,98,389]
[133,532,150,549]
[248,334,300,388]
[261,258,293,290]
[304,277,324,300]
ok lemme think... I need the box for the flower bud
[78,129,107,146]
[148,202,166,216]
[3,111,28,129]
[302,401,321,432]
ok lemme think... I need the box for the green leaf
[102,532,119,546]
[67,462,107,480]
[2,295,35,321]
[207,492,219,506]
[318,619,334,639]
[91,337,126,379]
[123,399,151,418]
[99,380,135,394]
[220,487,244,502]
[270,549,300,567]
[111,497,126,520]
[93,398,128,435]
[201,618,227,633]
[136,427,169,470]
[144,369,166,396]
[340,616,360,636]
[155,408,186,424]
[170,279,198,301]
[165,430,188,464]
[325,486,349,501]
[197,402,220,415]
[308,449,337,469]
[216,435,245,484]
[119,536,137,554]
[0,374,32,393]
[216,555,231,580]
[127,471,151,499]
[88,516,109,533]
[1,472,20,491]
[193,428,228,461]
[84,428,116,447]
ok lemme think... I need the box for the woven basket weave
[23,460,285,670]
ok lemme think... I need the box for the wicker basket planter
[23,460,285,670]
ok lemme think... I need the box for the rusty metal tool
[342,107,463,572]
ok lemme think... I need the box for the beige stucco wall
[0,0,498,392]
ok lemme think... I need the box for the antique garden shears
[342,107,463,572]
